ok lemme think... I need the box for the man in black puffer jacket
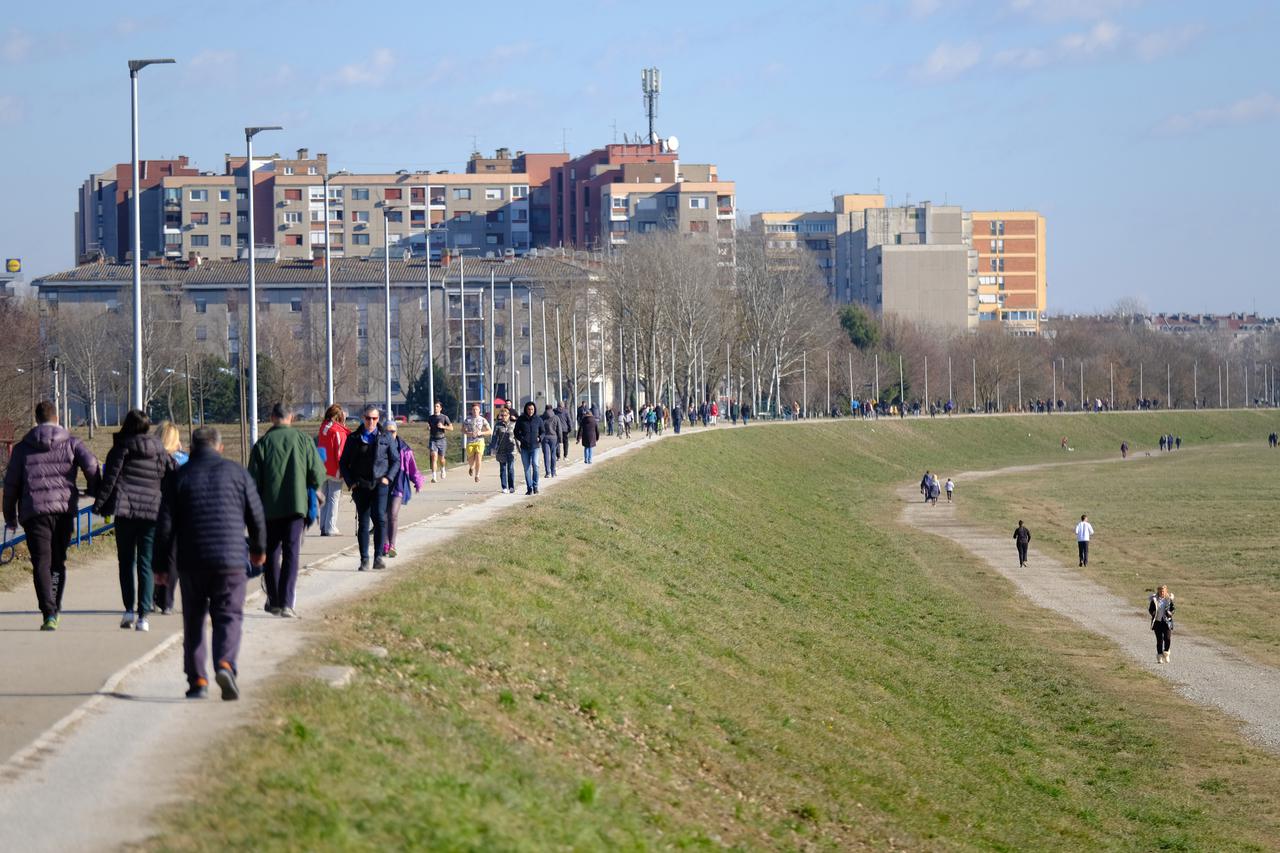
[155,427,265,700]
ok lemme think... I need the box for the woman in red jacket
[316,405,350,536]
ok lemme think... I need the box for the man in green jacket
[247,403,326,617]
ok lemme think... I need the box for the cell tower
[641,67,660,143]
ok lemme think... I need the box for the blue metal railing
[1,505,114,565]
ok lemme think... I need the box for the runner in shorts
[425,401,452,483]
[462,403,492,484]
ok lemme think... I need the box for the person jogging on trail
[1013,521,1032,567]
[156,427,265,700]
[316,405,349,535]
[1120,441,1128,460]
[383,421,424,559]
[339,405,399,572]
[490,407,516,493]
[248,403,326,618]
[578,408,600,464]
[1075,513,1095,567]
[944,478,954,502]
[514,402,545,495]
[153,421,188,615]
[3,400,100,631]
[1149,584,1175,664]
[425,401,453,483]
[461,403,492,483]
[94,408,175,633]
[540,405,562,478]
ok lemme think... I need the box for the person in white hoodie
[1148,585,1175,663]
[1074,513,1094,567]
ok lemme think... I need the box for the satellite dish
[650,131,660,145]
[666,135,679,153]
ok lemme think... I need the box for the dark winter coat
[578,414,600,448]
[155,445,266,575]
[540,412,563,444]
[94,432,175,521]
[338,427,401,491]
[1013,525,1032,546]
[554,405,572,436]
[514,412,545,452]
[3,423,100,527]
[247,423,327,519]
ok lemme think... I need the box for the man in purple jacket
[3,401,100,630]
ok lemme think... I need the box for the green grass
[961,441,1280,664]
[151,411,1280,850]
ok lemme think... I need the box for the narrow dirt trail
[899,453,1280,755]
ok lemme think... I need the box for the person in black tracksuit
[338,406,400,571]
[554,403,572,461]
[1013,521,1031,567]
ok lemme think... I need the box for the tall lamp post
[322,169,349,405]
[382,206,400,419]
[128,58,175,410]
[244,124,282,443]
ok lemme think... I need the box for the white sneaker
[431,472,438,483]
[1163,651,1170,663]
[441,469,447,480]
[135,617,150,632]
[120,611,135,629]
[1157,655,1164,664]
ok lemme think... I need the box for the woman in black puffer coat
[95,410,175,631]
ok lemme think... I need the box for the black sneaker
[186,679,209,699]
[372,557,387,570]
[358,560,370,572]
[215,665,239,701]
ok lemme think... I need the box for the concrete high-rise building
[74,157,200,263]
[548,143,736,260]
[971,211,1046,335]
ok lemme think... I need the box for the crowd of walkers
[1,393,714,700]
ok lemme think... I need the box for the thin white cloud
[1133,22,1203,61]
[2,28,31,63]
[335,48,394,86]
[1155,92,1280,136]
[0,93,24,126]
[910,41,983,82]
[909,0,943,18]
[995,20,1121,68]
[1007,0,1140,21]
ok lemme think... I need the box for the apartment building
[971,211,1046,335]
[466,148,568,248]
[752,194,887,300]
[548,143,736,259]
[34,255,597,416]
[74,157,200,263]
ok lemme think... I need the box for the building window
[485,188,503,200]
[352,188,370,201]
[521,352,530,365]
[221,235,232,247]
[283,212,303,224]
[453,210,472,222]
[195,325,207,341]
[353,233,371,245]
[385,210,403,223]
[486,210,504,223]
[307,166,317,175]
[453,188,472,200]
[453,233,473,245]
[189,190,208,201]
[191,234,209,246]
[511,185,528,199]
[237,213,248,224]
[689,221,709,233]
[290,297,303,312]
[283,166,294,175]
[611,196,627,210]
[385,188,402,200]
[311,231,325,245]
[220,212,231,225]
[352,210,370,222]
[195,298,207,314]
[689,196,708,209]
[284,189,302,201]
[285,234,303,246]
[190,212,208,225]
[219,189,231,202]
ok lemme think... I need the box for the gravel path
[899,459,1280,755]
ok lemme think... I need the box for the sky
[1,0,1276,314]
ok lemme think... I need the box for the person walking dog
[1149,585,1175,664]
[1013,520,1032,567]
[1075,513,1095,567]
[3,401,100,630]
[155,427,266,700]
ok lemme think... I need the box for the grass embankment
[962,442,1280,664]
[143,410,1277,849]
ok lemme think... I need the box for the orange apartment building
[971,211,1046,335]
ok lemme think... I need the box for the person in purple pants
[383,421,424,559]
[156,427,266,700]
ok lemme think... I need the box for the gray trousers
[319,477,343,535]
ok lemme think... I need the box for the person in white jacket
[1074,514,1095,567]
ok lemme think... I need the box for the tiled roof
[36,256,602,287]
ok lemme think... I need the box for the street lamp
[323,169,350,406]
[381,205,399,420]
[128,58,175,410]
[244,124,282,443]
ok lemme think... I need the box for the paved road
[899,451,1280,755]
[0,424,682,852]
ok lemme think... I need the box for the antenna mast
[641,67,660,143]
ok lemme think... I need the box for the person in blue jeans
[514,402,545,495]
[490,407,516,493]
[338,406,400,571]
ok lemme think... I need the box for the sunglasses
[364,415,379,421]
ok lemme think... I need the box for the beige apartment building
[971,211,1046,335]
